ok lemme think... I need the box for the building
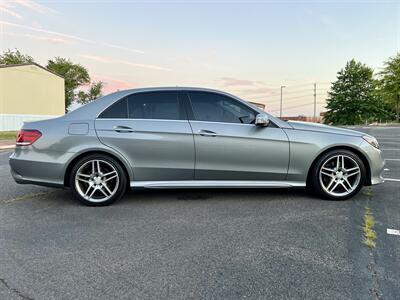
[281,115,323,123]
[0,63,65,131]
[249,101,266,110]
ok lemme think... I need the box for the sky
[0,0,399,116]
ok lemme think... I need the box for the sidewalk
[0,140,15,150]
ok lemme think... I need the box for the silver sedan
[9,87,385,206]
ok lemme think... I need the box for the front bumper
[359,140,385,185]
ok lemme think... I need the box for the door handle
[113,125,134,133]
[198,130,217,137]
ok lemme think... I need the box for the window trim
[97,91,187,121]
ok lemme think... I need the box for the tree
[379,53,400,122]
[0,49,34,65]
[324,59,388,125]
[77,81,104,104]
[46,57,90,111]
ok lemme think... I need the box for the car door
[95,90,195,181]
[183,91,289,180]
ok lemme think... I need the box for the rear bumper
[9,149,68,188]
[10,167,64,188]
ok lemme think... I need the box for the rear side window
[188,91,256,124]
[99,98,128,119]
[127,91,183,120]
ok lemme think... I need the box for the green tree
[77,81,104,104]
[324,60,387,125]
[379,53,400,122]
[46,57,90,111]
[0,49,34,65]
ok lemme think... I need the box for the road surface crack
[0,278,34,300]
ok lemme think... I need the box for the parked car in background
[9,87,384,206]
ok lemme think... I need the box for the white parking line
[381,149,400,151]
[384,178,400,182]
[387,229,400,236]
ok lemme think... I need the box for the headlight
[363,135,379,149]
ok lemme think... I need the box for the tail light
[16,130,42,146]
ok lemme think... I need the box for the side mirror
[255,113,269,126]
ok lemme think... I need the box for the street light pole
[280,85,285,119]
[313,83,317,122]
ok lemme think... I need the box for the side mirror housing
[255,113,270,126]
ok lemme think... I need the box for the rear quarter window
[99,98,128,119]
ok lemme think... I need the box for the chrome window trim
[189,120,257,127]
[95,118,189,122]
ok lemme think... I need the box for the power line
[266,93,327,103]
[251,84,330,100]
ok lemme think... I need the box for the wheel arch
[306,145,371,187]
[64,149,132,187]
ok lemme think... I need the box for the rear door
[95,91,195,181]
[183,91,290,180]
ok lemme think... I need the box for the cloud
[80,54,172,72]
[13,0,59,15]
[102,43,144,55]
[4,31,70,44]
[0,20,93,42]
[92,75,135,94]
[0,21,146,54]
[0,0,59,19]
[219,77,264,87]
[0,1,22,19]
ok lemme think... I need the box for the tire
[309,149,366,200]
[69,154,127,206]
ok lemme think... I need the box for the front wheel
[70,154,127,206]
[310,150,366,200]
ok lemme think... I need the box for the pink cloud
[13,0,59,14]
[0,1,22,19]
[0,21,93,43]
[92,75,135,95]
[219,77,264,87]
[4,32,70,44]
[79,54,171,72]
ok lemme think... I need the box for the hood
[287,121,364,137]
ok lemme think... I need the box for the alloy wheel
[319,154,361,197]
[74,159,120,203]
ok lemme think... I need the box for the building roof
[0,62,64,79]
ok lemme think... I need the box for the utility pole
[280,85,285,119]
[313,83,317,122]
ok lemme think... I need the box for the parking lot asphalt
[0,126,399,300]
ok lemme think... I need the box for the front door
[95,91,195,181]
[184,91,289,180]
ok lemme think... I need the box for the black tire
[69,154,127,206]
[309,149,366,200]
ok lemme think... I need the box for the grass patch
[362,207,376,248]
[0,131,17,140]
[363,187,374,197]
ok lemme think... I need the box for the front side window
[188,91,256,124]
[128,91,182,120]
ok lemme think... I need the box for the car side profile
[9,87,385,206]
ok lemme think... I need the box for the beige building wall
[0,64,65,130]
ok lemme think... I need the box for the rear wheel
[310,150,366,200]
[69,154,127,206]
